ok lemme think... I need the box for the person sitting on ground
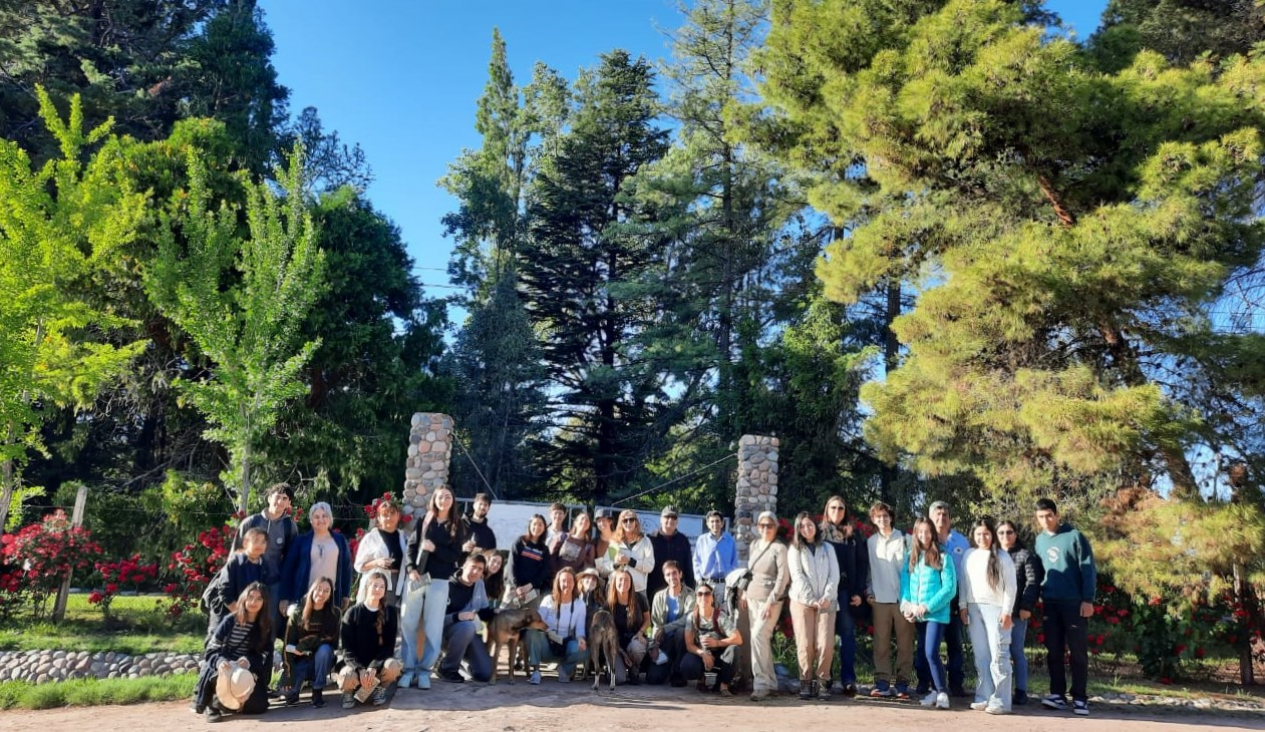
[483,550,507,610]
[611,510,655,604]
[505,514,551,607]
[195,582,273,722]
[524,567,588,684]
[439,553,496,683]
[648,505,695,599]
[282,577,339,708]
[337,570,402,709]
[694,510,737,598]
[353,497,408,606]
[647,559,696,685]
[552,511,596,576]
[680,581,743,697]
[607,567,650,684]
[210,528,267,635]
[283,501,353,611]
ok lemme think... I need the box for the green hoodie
[1034,522,1096,603]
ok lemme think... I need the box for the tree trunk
[880,278,902,503]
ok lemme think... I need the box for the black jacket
[1008,545,1044,615]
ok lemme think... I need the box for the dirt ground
[4,679,1265,732]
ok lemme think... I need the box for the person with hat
[694,511,737,599]
[745,511,789,701]
[195,581,273,722]
[647,505,695,600]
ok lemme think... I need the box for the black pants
[1043,600,1089,702]
[679,645,737,688]
[645,628,684,685]
[194,654,271,715]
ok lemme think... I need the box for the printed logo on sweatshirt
[1046,546,1061,565]
[520,547,544,562]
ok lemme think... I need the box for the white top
[788,543,840,610]
[539,594,587,640]
[866,529,906,604]
[613,536,655,593]
[958,547,1017,610]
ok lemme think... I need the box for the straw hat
[214,664,255,711]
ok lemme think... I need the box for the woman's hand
[701,651,715,671]
[761,602,774,620]
[1019,609,1031,621]
[850,594,863,607]
[408,569,421,582]
[1000,613,1013,631]
[422,539,436,553]
[578,638,587,652]
[236,657,250,669]
[959,607,969,624]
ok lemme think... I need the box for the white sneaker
[921,691,939,707]
[936,692,950,709]
[985,705,1010,715]
[970,701,988,711]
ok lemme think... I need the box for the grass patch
[0,594,204,655]
[0,672,197,710]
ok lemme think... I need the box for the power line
[611,451,738,507]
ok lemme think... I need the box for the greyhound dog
[587,608,620,692]
[485,606,548,684]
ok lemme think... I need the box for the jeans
[441,620,492,682]
[286,643,334,692]
[919,621,948,693]
[525,630,587,678]
[679,644,737,687]
[1044,600,1089,702]
[1009,616,1029,692]
[967,603,1012,711]
[400,576,450,676]
[834,604,857,685]
[915,599,964,691]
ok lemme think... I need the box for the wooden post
[51,484,89,622]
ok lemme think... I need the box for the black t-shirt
[612,593,648,639]
[381,529,404,570]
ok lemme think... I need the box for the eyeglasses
[622,518,638,524]
[996,530,1015,535]
[758,523,775,529]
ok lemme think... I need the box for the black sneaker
[439,670,465,683]
[1014,689,1029,706]
[670,674,687,688]
[204,707,223,723]
[1073,699,1089,716]
[843,682,858,698]
[799,684,811,701]
[1042,694,1068,711]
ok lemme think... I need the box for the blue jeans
[441,620,492,682]
[287,643,335,691]
[835,606,857,685]
[400,576,450,676]
[967,603,1012,711]
[919,621,949,693]
[1009,616,1029,692]
[915,600,964,691]
[525,630,587,678]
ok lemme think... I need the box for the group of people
[195,483,1098,722]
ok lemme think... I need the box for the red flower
[1195,647,1205,659]
[1036,633,1045,644]
[1148,596,1162,606]
[105,583,118,594]
[88,591,105,604]
[1159,677,1173,685]
[1174,644,1187,655]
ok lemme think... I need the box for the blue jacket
[282,530,353,608]
[900,553,957,624]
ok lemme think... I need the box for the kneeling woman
[282,576,339,707]
[338,570,403,708]
[195,582,273,722]
[680,582,743,696]
[525,566,588,684]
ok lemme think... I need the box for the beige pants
[789,601,835,683]
[337,658,402,691]
[748,598,783,693]
[872,601,915,685]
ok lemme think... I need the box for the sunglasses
[622,518,639,524]
[758,523,775,529]
[696,590,713,597]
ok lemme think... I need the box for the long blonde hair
[612,510,643,543]
[605,568,641,627]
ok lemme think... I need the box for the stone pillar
[402,412,453,521]
[733,434,779,562]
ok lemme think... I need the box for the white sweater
[958,548,1017,610]
[788,543,840,610]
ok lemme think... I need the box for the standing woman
[960,518,1017,715]
[283,502,353,611]
[282,577,339,707]
[525,567,589,684]
[195,582,272,722]
[611,510,655,605]
[745,511,789,701]
[607,567,651,684]
[901,516,957,710]
[401,486,467,690]
[353,498,409,605]
[789,511,840,700]
[997,520,1042,706]
[337,570,402,708]
[553,511,596,576]
[819,495,868,696]
[506,514,551,607]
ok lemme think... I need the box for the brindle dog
[587,608,620,692]
[485,606,548,684]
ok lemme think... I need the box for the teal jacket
[1035,523,1096,603]
[900,552,957,624]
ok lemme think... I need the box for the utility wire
[611,451,738,507]
[452,431,499,501]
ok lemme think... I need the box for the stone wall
[401,412,453,520]
[732,434,779,562]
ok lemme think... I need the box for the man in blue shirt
[693,511,737,596]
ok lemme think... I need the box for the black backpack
[200,567,228,617]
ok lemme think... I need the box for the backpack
[200,567,228,617]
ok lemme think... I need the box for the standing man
[866,501,914,699]
[694,511,737,598]
[235,483,297,630]
[648,505,695,599]
[465,493,497,554]
[1034,497,1096,716]
[545,502,568,554]
[914,500,969,697]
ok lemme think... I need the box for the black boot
[311,688,326,708]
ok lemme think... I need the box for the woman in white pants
[745,511,789,702]
[959,518,1017,714]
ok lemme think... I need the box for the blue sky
[261,0,1109,309]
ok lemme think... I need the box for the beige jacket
[744,539,789,603]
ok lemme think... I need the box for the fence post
[51,484,89,622]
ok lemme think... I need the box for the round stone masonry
[734,434,779,562]
[401,412,454,520]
